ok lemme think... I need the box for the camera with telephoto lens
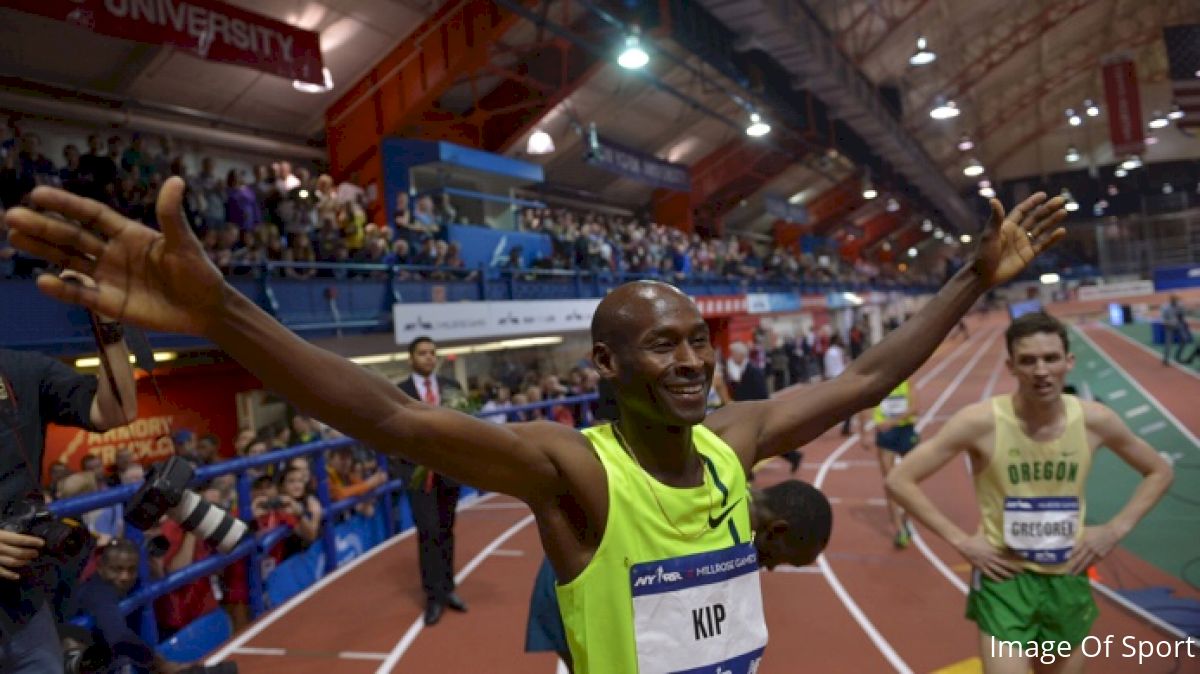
[263,496,288,511]
[0,498,92,564]
[124,456,248,553]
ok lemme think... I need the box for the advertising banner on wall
[585,135,691,192]
[8,0,325,84]
[1102,55,1146,157]
[43,363,262,473]
[764,195,810,225]
[694,295,748,318]
[394,299,600,344]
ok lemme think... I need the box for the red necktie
[422,377,437,491]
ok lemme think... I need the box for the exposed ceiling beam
[696,0,976,232]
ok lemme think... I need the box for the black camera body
[263,496,288,511]
[0,498,91,563]
[124,456,248,553]
[124,455,194,530]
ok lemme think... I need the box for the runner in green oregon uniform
[887,312,1173,674]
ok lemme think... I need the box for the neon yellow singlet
[557,423,766,674]
[976,394,1092,574]
[873,380,915,426]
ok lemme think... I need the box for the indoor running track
[205,314,1200,673]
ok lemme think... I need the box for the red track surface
[210,314,1200,673]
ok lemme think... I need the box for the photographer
[1,272,137,672]
[73,539,186,673]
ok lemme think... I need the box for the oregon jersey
[976,394,1092,573]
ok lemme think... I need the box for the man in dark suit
[396,336,468,625]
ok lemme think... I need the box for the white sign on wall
[1076,280,1154,301]
[393,299,600,344]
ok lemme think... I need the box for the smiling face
[1007,332,1074,403]
[593,282,714,427]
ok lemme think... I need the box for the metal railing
[48,394,600,648]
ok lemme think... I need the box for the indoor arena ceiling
[1,0,1198,237]
[0,0,439,143]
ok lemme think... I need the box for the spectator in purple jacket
[224,169,261,231]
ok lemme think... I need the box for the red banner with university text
[1102,55,1145,157]
[8,0,324,85]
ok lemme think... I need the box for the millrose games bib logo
[633,565,683,588]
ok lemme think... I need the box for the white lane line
[917,328,988,390]
[341,651,389,661]
[815,435,914,674]
[1108,389,1128,400]
[1124,404,1151,419]
[232,647,286,656]
[376,513,536,673]
[206,492,496,665]
[1074,327,1200,449]
[230,647,390,660]
[1090,581,1200,646]
[1139,421,1168,435]
[489,548,526,557]
[981,349,1006,400]
[907,332,1001,595]
[1096,323,1200,383]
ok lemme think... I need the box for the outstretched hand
[5,178,225,336]
[970,192,1067,288]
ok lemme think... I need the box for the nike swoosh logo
[708,497,744,529]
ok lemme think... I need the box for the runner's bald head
[591,281,695,352]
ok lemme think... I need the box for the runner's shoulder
[1076,398,1121,430]
[946,399,995,434]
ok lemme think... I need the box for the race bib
[1003,497,1079,564]
[630,543,767,674]
[879,396,909,418]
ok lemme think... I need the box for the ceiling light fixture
[292,67,334,94]
[526,129,555,155]
[1084,100,1100,117]
[978,186,996,198]
[960,234,972,244]
[921,219,933,232]
[618,29,650,70]
[745,112,771,137]
[1167,103,1185,120]
[907,247,918,258]
[1148,111,1169,129]
[963,158,984,177]
[957,135,974,152]
[1066,109,1082,126]
[1065,146,1080,163]
[886,197,900,213]
[909,36,936,66]
[1113,168,1127,178]
[862,174,877,200]
[930,97,960,120]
